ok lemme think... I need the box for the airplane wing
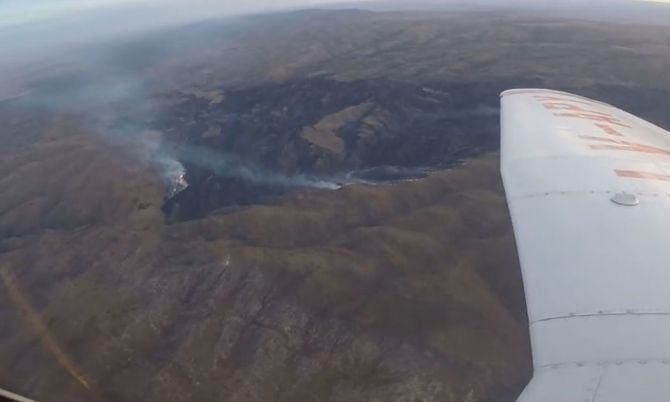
[0,387,38,402]
[501,89,670,402]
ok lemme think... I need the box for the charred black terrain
[159,78,510,173]
[158,78,514,219]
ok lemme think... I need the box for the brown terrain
[2,6,670,402]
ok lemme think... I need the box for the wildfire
[168,172,189,197]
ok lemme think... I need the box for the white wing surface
[501,89,670,402]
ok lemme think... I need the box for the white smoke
[123,130,189,196]
[173,142,344,191]
[166,141,433,194]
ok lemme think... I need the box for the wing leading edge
[501,89,670,402]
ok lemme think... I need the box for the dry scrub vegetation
[0,114,528,401]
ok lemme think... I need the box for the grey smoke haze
[1,0,383,193]
[1,0,377,80]
[2,0,667,197]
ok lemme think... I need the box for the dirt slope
[0,112,529,401]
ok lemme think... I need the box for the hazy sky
[1,0,668,77]
[0,0,361,30]
[1,0,666,33]
[0,0,373,75]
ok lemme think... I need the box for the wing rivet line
[511,190,668,200]
[539,359,670,369]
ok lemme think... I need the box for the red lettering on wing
[615,170,670,182]
[542,102,611,116]
[594,123,624,137]
[578,135,670,156]
[533,95,594,106]
[554,112,632,128]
